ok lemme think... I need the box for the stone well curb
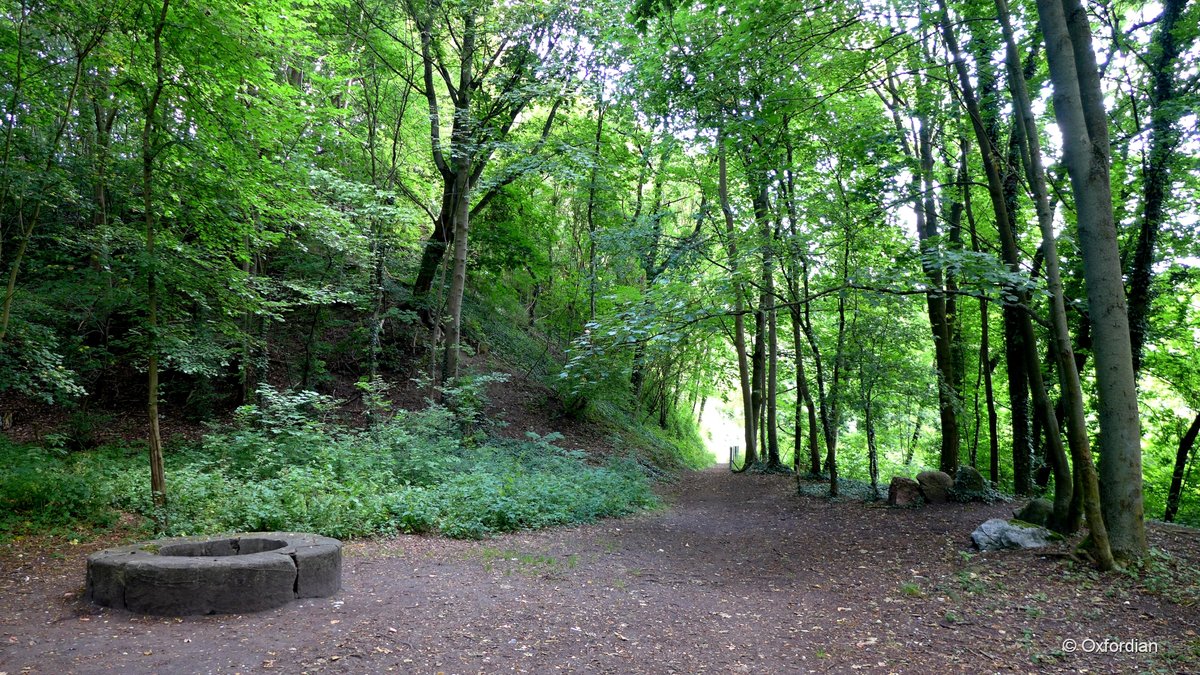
[85,532,341,615]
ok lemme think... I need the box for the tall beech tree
[996,0,1113,565]
[1036,0,1147,559]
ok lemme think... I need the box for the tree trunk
[758,188,780,469]
[1164,413,1200,523]
[825,239,850,497]
[440,9,476,382]
[750,294,765,466]
[865,393,879,499]
[781,152,821,476]
[1126,0,1191,374]
[966,155,1000,484]
[999,0,1105,554]
[586,105,606,320]
[791,306,821,475]
[719,134,756,470]
[938,1,1046,494]
[766,300,780,468]
[1037,0,1147,560]
[914,112,960,476]
[905,417,921,467]
[143,0,170,510]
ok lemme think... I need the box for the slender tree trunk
[766,300,780,468]
[865,392,879,499]
[441,9,476,382]
[368,216,386,381]
[412,191,456,301]
[904,417,920,466]
[1037,0,1147,560]
[757,187,780,469]
[719,134,756,470]
[781,154,821,476]
[750,293,765,465]
[143,0,170,510]
[939,1,1049,493]
[914,112,960,475]
[825,240,850,497]
[586,105,606,320]
[1126,0,1191,374]
[791,306,820,475]
[241,232,254,403]
[999,0,1104,551]
[967,177,1001,484]
[1165,413,1200,523]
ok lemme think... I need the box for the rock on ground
[888,476,923,507]
[1014,498,1054,528]
[917,470,954,504]
[971,518,1056,551]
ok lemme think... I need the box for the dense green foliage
[0,382,660,539]
[0,0,1198,548]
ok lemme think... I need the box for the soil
[2,469,1199,674]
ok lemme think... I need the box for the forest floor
[2,468,1199,674]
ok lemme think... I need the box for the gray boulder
[916,470,954,504]
[1014,498,1054,528]
[888,476,923,507]
[971,518,1056,551]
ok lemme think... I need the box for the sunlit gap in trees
[699,391,745,466]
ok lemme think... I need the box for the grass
[478,548,578,575]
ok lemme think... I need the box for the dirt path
[2,469,1198,673]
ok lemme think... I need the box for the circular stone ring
[85,532,342,615]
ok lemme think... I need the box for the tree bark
[1126,0,1191,374]
[440,8,477,382]
[1164,413,1200,523]
[914,111,960,475]
[782,152,822,475]
[143,0,170,509]
[586,105,606,320]
[791,306,821,475]
[718,134,756,470]
[1037,0,1147,560]
[964,167,1001,485]
[766,287,780,468]
[998,0,1109,560]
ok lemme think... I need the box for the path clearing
[2,469,1197,673]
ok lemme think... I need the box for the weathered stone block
[887,476,923,507]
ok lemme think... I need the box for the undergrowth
[0,379,659,541]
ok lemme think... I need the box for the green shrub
[2,380,663,541]
[0,442,117,533]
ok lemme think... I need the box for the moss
[1007,518,1065,540]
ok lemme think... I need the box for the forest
[1,0,1199,575]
